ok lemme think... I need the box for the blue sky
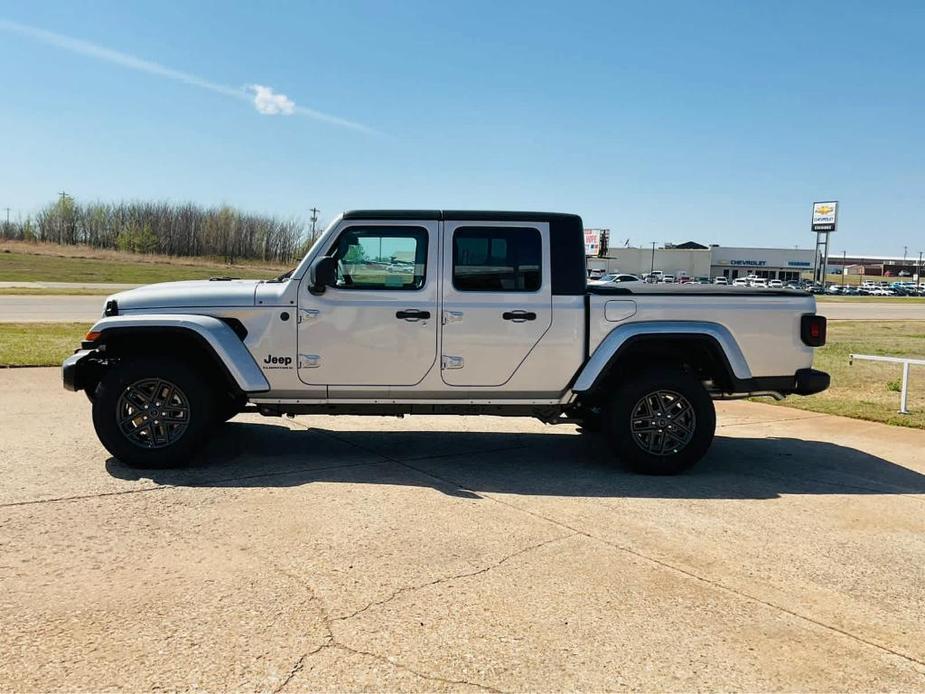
[0,0,923,254]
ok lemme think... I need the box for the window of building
[453,227,541,292]
[330,226,428,290]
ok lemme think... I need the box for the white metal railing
[849,353,925,414]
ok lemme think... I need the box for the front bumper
[62,349,97,392]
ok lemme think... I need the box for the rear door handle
[502,311,537,322]
[396,309,431,321]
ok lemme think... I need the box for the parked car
[750,278,768,289]
[768,279,784,289]
[660,275,676,284]
[713,277,728,285]
[63,209,829,475]
[589,273,641,286]
[732,278,749,287]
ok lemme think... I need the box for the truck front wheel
[91,357,216,468]
[605,367,716,475]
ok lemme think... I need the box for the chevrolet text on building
[63,210,829,476]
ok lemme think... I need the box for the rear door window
[452,227,541,292]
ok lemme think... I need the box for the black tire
[577,410,603,433]
[92,357,216,468]
[604,366,715,475]
[215,395,245,425]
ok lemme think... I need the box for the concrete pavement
[818,300,925,320]
[1,368,924,691]
[0,295,104,322]
[0,281,141,290]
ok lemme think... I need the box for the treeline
[0,197,314,262]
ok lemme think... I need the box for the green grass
[0,249,284,284]
[764,320,925,429]
[0,322,89,367]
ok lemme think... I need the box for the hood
[108,279,262,312]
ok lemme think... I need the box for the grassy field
[0,241,289,285]
[0,322,88,367]
[4,319,925,430]
[762,320,925,429]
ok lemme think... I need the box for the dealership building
[586,241,817,282]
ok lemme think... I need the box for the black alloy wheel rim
[116,378,191,449]
[629,389,696,456]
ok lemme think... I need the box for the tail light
[801,314,827,347]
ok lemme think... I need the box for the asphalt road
[0,295,104,322]
[1,294,924,322]
[819,300,925,320]
[1,368,923,691]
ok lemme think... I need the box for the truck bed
[585,284,819,381]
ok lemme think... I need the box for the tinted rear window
[453,227,541,292]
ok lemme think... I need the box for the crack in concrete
[394,459,925,670]
[716,413,831,429]
[272,651,307,694]
[334,532,576,623]
[264,554,510,694]
[330,642,503,693]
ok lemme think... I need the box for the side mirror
[309,256,337,294]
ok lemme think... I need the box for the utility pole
[57,191,68,242]
[842,250,847,289]
[309,207,319,237]
[650,242,656,277]
[918,251,923,285]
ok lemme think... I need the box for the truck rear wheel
[91,357,216,468]
[604,367,715,475]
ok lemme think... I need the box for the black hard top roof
[342,210,581,222]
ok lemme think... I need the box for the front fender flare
[87,314,270,393]
[572,321,752,393]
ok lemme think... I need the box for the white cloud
[249,84,295,116]
[0,18,373,133]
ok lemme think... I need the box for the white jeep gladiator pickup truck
[63,210,829,474]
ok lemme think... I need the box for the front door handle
[502,311,537,322]
[396,309,431,321]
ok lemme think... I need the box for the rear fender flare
[572,321,752,393]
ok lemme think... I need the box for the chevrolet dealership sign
[811,201,838,233]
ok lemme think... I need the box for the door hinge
[441,355,464,370]
[298,354,320,368]
[442,311,464,324]
[298,308,320,323]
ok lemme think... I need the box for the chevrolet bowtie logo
[816,205,834,215]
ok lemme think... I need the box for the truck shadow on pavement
[104,420,925,500]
